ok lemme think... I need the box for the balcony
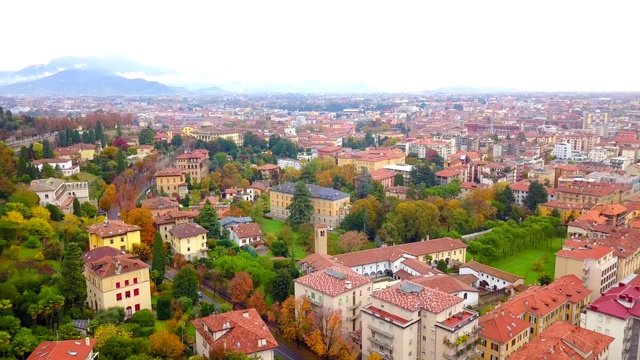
[582,266,590,280]
[348,300,362,310]
[368,336,394,350]
[347,312,361,321]
[368,324,394,338]
[368,348,392,360]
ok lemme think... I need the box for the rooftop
[555,240,613,261]
[169,222,208,239]
[459,260,523,283]
[230,223,263,239]
[587,274,640,319]
[86,220,141,238]
[270,182,350,201]
[28,338,97,360]
[86,253,149,278]
[295,266,371,296]
[373,280,464,313]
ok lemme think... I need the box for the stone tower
[314,224,328,255]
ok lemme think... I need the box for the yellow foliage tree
[304,307,357,360]
[149,330,186,360]
[30,206,51,220]
[2,211,25,225]
[99,184,117,212]
[367,352,383,360]
[94,323,132,350]
[279,296,313,347]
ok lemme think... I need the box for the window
[121,237,125,243]
[116,293,122,301]
[597,315,603,322]
[606,317,611,324]
[311,292,315,300]
[125,291,131,299]
[430,339,435,345]
[605,329,610,335]
[597,326,601,332]
[339,298,343,305]
[116,282,121,288]
[110,239,114,244]
[135,304,141,311]
[134,288,139,296]
[125,280,129,286]
[491,343,499,351]
[133,278,138,284]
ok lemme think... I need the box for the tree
[305,307,355,360]
[138,128,156,146]
[46,203,64,221]
[43,240,63,260]
[355,168,374,199]
[496,185,516,219]
[22,217,56,239]
[130,243,152,261]
[268,269,293,302]
[228,272,254,306]
[60,243,87,308]
[10,328,38,359]
[247,289,267,316]
[367,353,383,360]
[196,200,220,238]
[94,323,132,350]
[279,296,313,348]
[389,201,440,243]
[42,139,54,158]
[411,162,436,187]
[99,184,117,211]
[81,202,98,218]
[152,232,166,286]
[122,208,156,246]
[72,197,82,217]
[271,240,289,257]
[171,134,183,147]
[30,206,51,220]
[32,142,44,159]
[157,297,171,320]
[523,180,548,211]
[130,309,155,327]
[338,231,368,253]
[393,173,404,186]
[437,259,448,272]
[287,181,313,230]
[172,266,199,304]
[96,120,106,146]
[538,274,552,286]
[9,185,39,208]
[0,143,16,199]
[149,330,185,360]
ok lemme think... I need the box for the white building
[458,260,525,291]
[551,142,572,160]
[32,158,80,177]
[29,178,90,213]
[229,223,264,247]
[277,158,302,170]
[382,164,414,185]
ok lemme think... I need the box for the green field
[258,218,340,259]
[72,172,98,182]
[468,239,562,284]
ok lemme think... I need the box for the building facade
[169,222,208,261]
[175,149,210,182]
[154,168,188,198]
[86,220,142,252]
[270,182,351,227]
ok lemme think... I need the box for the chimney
[345,280,352,290]
[85,337,90,346]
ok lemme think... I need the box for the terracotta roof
[169,223,208,239]
[176,149,209,159]
[373,280,463,313]
[411,274,478,294]
[591,203,627,216]
[191,309,277,355]
[435,169,462,177]
[369,168,397,181]
[587,276,640,319]
[256,164,279,170]
[230,223,263,239]
[85,253,149,278]
[401,258,444,276]
[86,220,141,238]
[28,338,97,360]
[295,266,372,296]
[509,322,614,360]
[140,196,180,210]
[452,274,479,286]
[546,275,592,304]
[555,240,613,261]
[299,253,339,272]
[479,314,530,344]
[154,210,197,225]
[154,167,185,177]
[83,246,123,263]
[334,238,466,267]
[460,260,523,283]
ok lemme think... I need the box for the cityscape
[2,2,640,360]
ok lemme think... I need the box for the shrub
[138,326,155,338]
[130,309,155,328]
[0,220,19,242]
[33,253,44,261]
[119,323,141,337]
[8,245,19,260]
[157,297,172,320]
[43,240,63,260]
[24,237,41,249]
[531,259,545,272]
[0,239,6,254]
[89,307,126,330]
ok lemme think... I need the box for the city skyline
[5,0,639,92]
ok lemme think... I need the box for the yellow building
[337,147,406,171]
[192,130,243,147]
[538,200,589,222]
[154,167,187,197]
[182,126,195,136]
[478,316,530,360]
[84,251,152,316]
[75,143,97,161]
[169,223,209,261]
[269,182,350,227]
[86,220,142,251]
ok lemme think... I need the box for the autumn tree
[305,307,356,360]
[121,207,155,246]
[99,184,117,211]
[152,231,166,286]
[228,272,254,306]
[287,181,313,230]
[279,296,313,348]
[0,142,16,198]
[130,243,152,261]
[388,200,441,243]
[149,330,185,360]
[367,353,383,360]
[247,289,267,316]
[338,231,368,253]
[60,242,87,308]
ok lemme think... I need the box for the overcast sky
[4,1,639,92]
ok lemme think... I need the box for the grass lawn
[475,239,563,284]
[73,172,98,182]
[257,218,308,260]
[155,319,168,331]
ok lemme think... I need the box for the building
[383,164,414,185]
[84,252,152,316]
[29,178,90,213]
[192,130,243,146]
[508,321,614,360]
[361,280,480,360]
[219,216,253,229]
[435,169,463,186]
[256,164,280,180]
[555,181,629,205]
[539,201,590,222]
[192,309,278,359]
[478,314,530,360]
[86,220,142,251]
[551,142,572,160]
[583,274,640,360]
[385,185,409,200]
[28,338,98,360]
[229,222,264,247]
[56,143,97,162]
[276,158,302,170]
[408,274,479,307]
[270,182,351,227]
[367,168,397,189]
[175,149,210,182]
[140,196,181,217]
[154,167,187,198]
[337,148,406,171]
[554,239,617,298]
[295,266,372,333]
[409,139,455,160]
[459,260,525,291]
[32,158,80,176]
[154,210,197,242]
[169,222,208,261]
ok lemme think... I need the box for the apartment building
[435,169,463,186]
[191,129,243,146]
[361,280,480,360]
[294,266,372,333]
[583,274,640,360]
[28,338,97,360]
[383,164,414,185]
[32,158,80,176]
[29,178,90,213]
[56,143,97,162]
[337,147,406,171]
[154,167,187,198]
[409,139,455,160]
[175,149,210,182]
[555,181,629,205]
[269,182,350,227]
[84,252,152,316]
[169,223,208,261]
[554,240,617,298]
[86,220,142,252]
[551,142,572,160]
[154,210,197,242]
[140,196,181,217]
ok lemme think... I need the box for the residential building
[86,220,142,252]
[408,274,479,307]
[383,164,414,185]
[56,143,97,162]
[169,222,208,261]
[337,148,406,171]
[84,252,152,316]
[409,139,455,160]
[551,142,572,160]
[478,314,530,360]
[140,196,181,217]
[28,338,97,360]
[229,223,264,247]
[385,185,409,200]
[32,158,80,176]
[192,130,243,146]
[539,201,590,222]
[554,239,617,298]
[154,167,187,198]
[29,178,90,213]
[256,164,280,180]
[361,280,480,360]
[136,145,154,157]
[583,274,640,360]
[367,168,397,189]
[270,182,351,227]
[219,216,253,229]
[458,260,525,291]
[435,169,463,186]
[154,210,197,242]
[276,158,302,170]
[191,309,278,359]
[295,266,372,333]
[175,149,210,182]
[555,181,629,205]
[508,322,614,360]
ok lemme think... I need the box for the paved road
[274,342,305,360]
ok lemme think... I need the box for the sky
[3,1,640,92]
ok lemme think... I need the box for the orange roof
[28,339,97,360]
[479,314,530,344]
[556,240,613,261]
[435,169,462,177]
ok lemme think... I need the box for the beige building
[361,279,480,360]
[29,178,90,214]
[175,149,210,182]
[192,130,243,147]
[295,266,372,334]
[169,222,208,261]
[154,210,197,242]
[269,182,350,227]
[86,220,142,252]
[555,239,617,299]
[337,148,406,171]
[84,251,152,317]
[154,167,187,197]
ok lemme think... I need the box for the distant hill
[430,85,521,94]
[0,69,177,96]
[217,80,379,94]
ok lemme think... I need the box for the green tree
[356,167,374,199]
[497,185,516,219]
[116,148,126,174]
[271,241,288,257]
[152,232,166,286]
[436,259,448,273]
[46,203,64,221]
[523,180,548,211]
[32,142,44,159]
[411,162,436,187]
[130,309,155,327]
[286,181,313,230]
[171,134,183,147]
[196,199,221,238]
[172,266,199,304]
[538,274,552,285]
[96,120,106,146]
[60,243,87,308]
[81,202,98,218]
[138,128,156,146]
[73,198,82,217]
[42,139,54,158]
[393,173,404,186]
[268,269,293,302]
[10,328,38,359]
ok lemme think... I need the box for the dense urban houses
[269,182,351,227]
[191,309,278,359]
[86,220,142,251]
[154,209,197,241]
[337,147,406,171]
[84,250,152,316]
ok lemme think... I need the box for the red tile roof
[154,167,185,177]
[82,246,123,263]
[191,309,277,355]
[435,169,462,177]
[86,220,141,238]
[411,274,478,294]
[140,196,180,210]
[587,276,640,319]
[85,254,149,278]
[478,314,530,344]
[460,260,523,283]
[555,240,613,261]
[299,253,338,272]
[373,280,464,313]
[28,338,97,360]
[230,223,263,239]
[295,266,372,296]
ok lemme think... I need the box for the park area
[257,217,340,259]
